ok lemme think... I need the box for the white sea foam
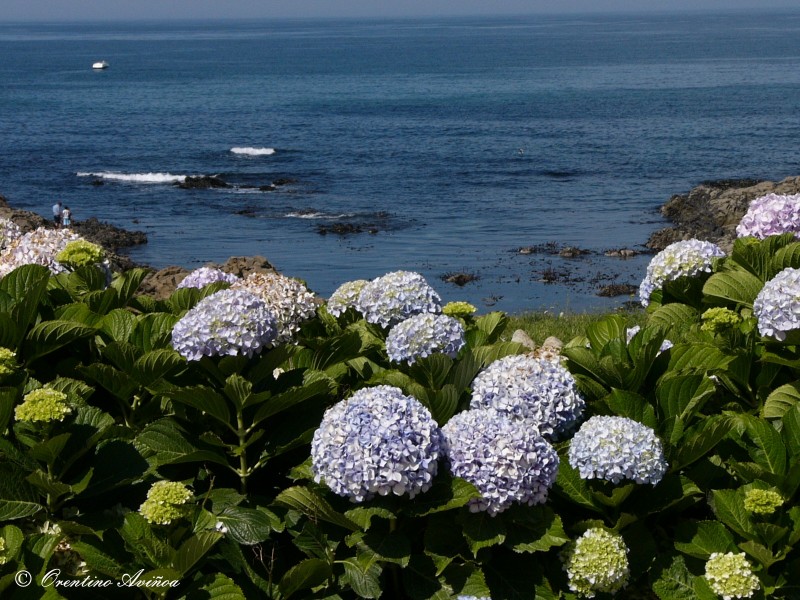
[76,171,187,184]
[230,147,276,156]
[285,211,352,219]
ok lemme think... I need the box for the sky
[2,0,799,21]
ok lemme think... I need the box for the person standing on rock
[52,200,63,227]
[62,206,72,227]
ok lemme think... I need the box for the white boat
[92,61,109,70]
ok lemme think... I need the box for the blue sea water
[1,12,799,313]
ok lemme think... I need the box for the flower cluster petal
[55,239,106,269]
[568,416,667,485]
[356,271,442,327]
[704,552,760,600]
[443,301,477,317]
[563,528,630,598]
[743,488,784,515]
[171,288,278,360]
[232,272,317,343]
[639,239,725,306]
[15,388,71,423]
[0,347,16,376]
[470,354,584,439]
[754,267,800,340]
[386,313,466,364]
[0,218,22,250]
[736,193,800,239]
[442,408,559,516]
[327,279,368,317]
[177,266,240,289]
[701,307,743,335]
[311,386,442,502]
[139,481,192,525]
[0,227,81,278]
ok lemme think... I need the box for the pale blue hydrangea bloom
[442,408,559,516]
[470,354,584,440]
[638,239,726,307]
[327,279,368,317]
[626,326,673,354]
[568,416,668,485]
[311,385,442,502]
[736,193,800,239]
[0,227,80,279]
[356,270,442,327]
[753,267,800,341]
[0,218,22,250]
[386,313,466,364]
[232,272,318,344]
[177,266,240,289]
[171,288,278,361]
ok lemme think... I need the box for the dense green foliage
[1,235,799,599]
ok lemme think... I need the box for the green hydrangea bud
[55,239,106,268]
[701,307,742,334]
[704,552,760,599]
[743,488,783,515]
[563,528,630,598]
[138,481,192,525]
[15,388,71,423]
[0,347,16,376]
[443,301,477,317]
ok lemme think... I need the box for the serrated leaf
[673,415,733,470]
[710,489,754,539]
[78,362,139,401]
[648,303,699,331]
[0,499,44,520]
[740,415,787,476]
[475,312,507,342]
[216,506,273,545]
[657,373,716,423]
[179,573,247,600]
[110,268,149,306]
[274,486,359,531]
[505,506,569,553]
[135,418,228,467]
[342,554,383,599]
[555,461,602,512]
[702,270,764,307]
[458,512,506,556]
[71,539,125,577]
[763,382,800,419]
[252,378,333,425]
[99,308,136,342]
[782,404,800,458]
[279,558,332,598]
[674,521,737,559]
[606,388,657,429]
[23,320,96,362]
[345,505,398,530]
[130,312,179,351]
[132,348,185,385]
[173,531,223,575]
[652,555,697,600]
[404,475,481,517]
[168,386,231,427]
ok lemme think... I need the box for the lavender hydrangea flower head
[232,272,317,343]
[736,193,800,239]
[626,325,673,354]
[563,528,630,598]
[177,266,240,289]
[0,218,22,250]
[638,239,726,307]
[704,553,760,599]
[0,227,81,278]
[327,279,368,317]
[311,385,442,502]
[356,271,442,327]
[568,416,668,485]
[171,288,278,361]
[386,313,466,364]
[469,354,584,440]
[754,267,800,340]
[442,408,558,516]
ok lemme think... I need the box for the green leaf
[359,530,412,567]
[179,573,247,600]
[274,486,359,531]
[130,312,179,351]
[0,498,43,520]
[457,512,506,556]
[404,475,481,517]
[99,308,136,342]
[710,489,755,539]
[739,415,788,476]
[342,554,383,599]
[78,363,139,401]
[555,461,602,512]
[135,418,228,467]
[23,320,96,362]
[217,506,273,545]
[606,388,657,429]
[702,270,764,307]
[169,385,231,427]
[279,558,332,599]
[648,303,699,331]
[673,415,733,470]
[763,382,800,419]
[119,512,176,567]
[29,432,71,465]
[586,314,626,351]
[132,348,185,385]
[667,343,734,373]
[2,265,50,343]
[71,539,125,577]
[475,312,507,342]
[652,554,698,600]
[173,531,223,575]
[408,354,453,389]
[110,268,149,307]
[293,521,333,559]
[483,551,544,600]
[505,506,569,554]
[0,387,17,434]
[674,521,737,559]
[782,404,800,458]
[657,373,716,423]
[252,378,333,425]
[345,506,398,531]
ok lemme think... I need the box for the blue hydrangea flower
[171,288,278,361]
[311,386,442,502]
[568,416,667,485]
[736,193,800,239]
[442,408,558,516]
[470,354,584,440]
[232,272,318,344]
[327,279,369,317]
[754,267,800,340]
[626,326,673,354]
[386,313,466,364]
[639,239,726,307]
[0,227,81,279]
[177,266,240,289]
[356,271,442,327]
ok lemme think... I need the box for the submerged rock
[176,175,230,190]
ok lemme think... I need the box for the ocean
[1,12,799,313]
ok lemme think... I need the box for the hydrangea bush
[638,239,725,306]
[736,192,800,239]
[0,226,80,278]
[177,266,240,289]
[385,312,466,364]
[327,279,368,316]
[753,267,800,340]
[355,270,442,327]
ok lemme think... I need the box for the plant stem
[237,410,248,494]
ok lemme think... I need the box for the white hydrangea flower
[232,272,317,344]
[639,239,725,307]
[327,279,368,317]
[356,270,442,327]
[568,416,668,485]
[736,193,800,239]
[311,386,442,503]
[0,227,80,278]
[177,266,240,289]
[704,552,760,600]
[563,528,630,598]
[442,408,559,516]
[386,313,466,364]
[171,288,278,360]
[0,218,22,250]
[470,354,584,440]
[753,267,800,341]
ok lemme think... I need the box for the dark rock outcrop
[73,217,147,250]
[646,176,800,251]
[176,176,230,190]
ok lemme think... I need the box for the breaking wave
[230,147,276,156]
[77,171,187,184]
[284,210,353,219]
